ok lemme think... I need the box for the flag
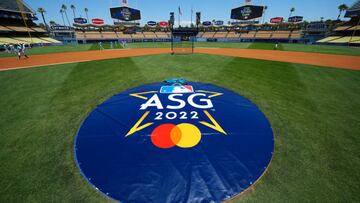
[178,6,182,15]
[122,0,128,6]
[245,0,252,4]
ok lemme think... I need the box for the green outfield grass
[1,42,360,57]
[0,43,122,58]
[0,53,359,202]
[128,42,360,56]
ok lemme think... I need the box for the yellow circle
[175,123,202,148]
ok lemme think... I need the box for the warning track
[0,48,359,71]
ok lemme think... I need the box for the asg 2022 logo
[125,85,226,149]
[74,81,274,203]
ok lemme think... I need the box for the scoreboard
[231,5,264,20]
[110,6,141,21]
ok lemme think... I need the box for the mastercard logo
[151,123,202,149]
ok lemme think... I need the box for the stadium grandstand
[1,0,358,47]
[0,0,60,47]
[316,1,360,45]
[73,23,304,43]
[74,24,172,43]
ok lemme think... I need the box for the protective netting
[171,36,195,54]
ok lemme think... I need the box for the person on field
[275,41,279,50]
[4,44,10,53]
[17,44,29,60]
[110,41,113,49]
[121,40,127,48]
[9,44,15,53]
[99,42,104,50]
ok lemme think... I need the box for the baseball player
[17,44,29,60]
[99,42,104,50]
[9,44,15,54]
[121,40,127,48]
[4,44,10,53]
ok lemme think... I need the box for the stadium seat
[348,25,360,31]
[213,32,228,38]
[240,31,256,39]
[11,37,50,44]
[155,32,170,38]
[0,37,23,44]
[226,32,240,38]
[202,32,216,38]
[101,32,118,39]
[40,37,61,43]
[0,25,11,31]
[316,36,342,43]
[334,26,352,31]
[143,32,157,38]
[196,32,205,38]
[290,30,302,39]
[117,33,132,39]
[75,31,86,39]
[272,31,290,39]
[131,32,145,39]
[85,31,103,39]
[30,27,46,32]
[255,31,273,39]
[330,36,360,43]
[6,26,35,32]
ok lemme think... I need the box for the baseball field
[0,42,360,202]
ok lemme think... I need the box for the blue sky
[26,0,356,26]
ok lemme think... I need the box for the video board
[231,5,264,20]
[110,6,141,21]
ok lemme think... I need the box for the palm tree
[61,4,71,26]
[49,21,56,26]
[84,8,89,22]
[60,9,66,26]
[337,4,349,20]
[70,4,76,19]
[289,7,295,19]
[37,8,48,31]
[262,6,268,24]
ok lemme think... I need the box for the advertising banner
[288,16,303,22]
[270,17,284,24]
[214,20,224,26]
[92,18,104,25]
[159,21,169,27]
[202,21,212,26]
[74,18,87,24]
[147,21,157,26]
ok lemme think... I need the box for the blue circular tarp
[75,82,274,202]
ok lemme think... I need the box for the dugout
[171,28,198,54]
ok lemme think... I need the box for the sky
[25,0,357,26]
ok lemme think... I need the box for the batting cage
[171,28,198,54]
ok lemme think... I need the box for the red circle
[151,124,177,149]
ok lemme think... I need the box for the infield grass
[0,53,359,202]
